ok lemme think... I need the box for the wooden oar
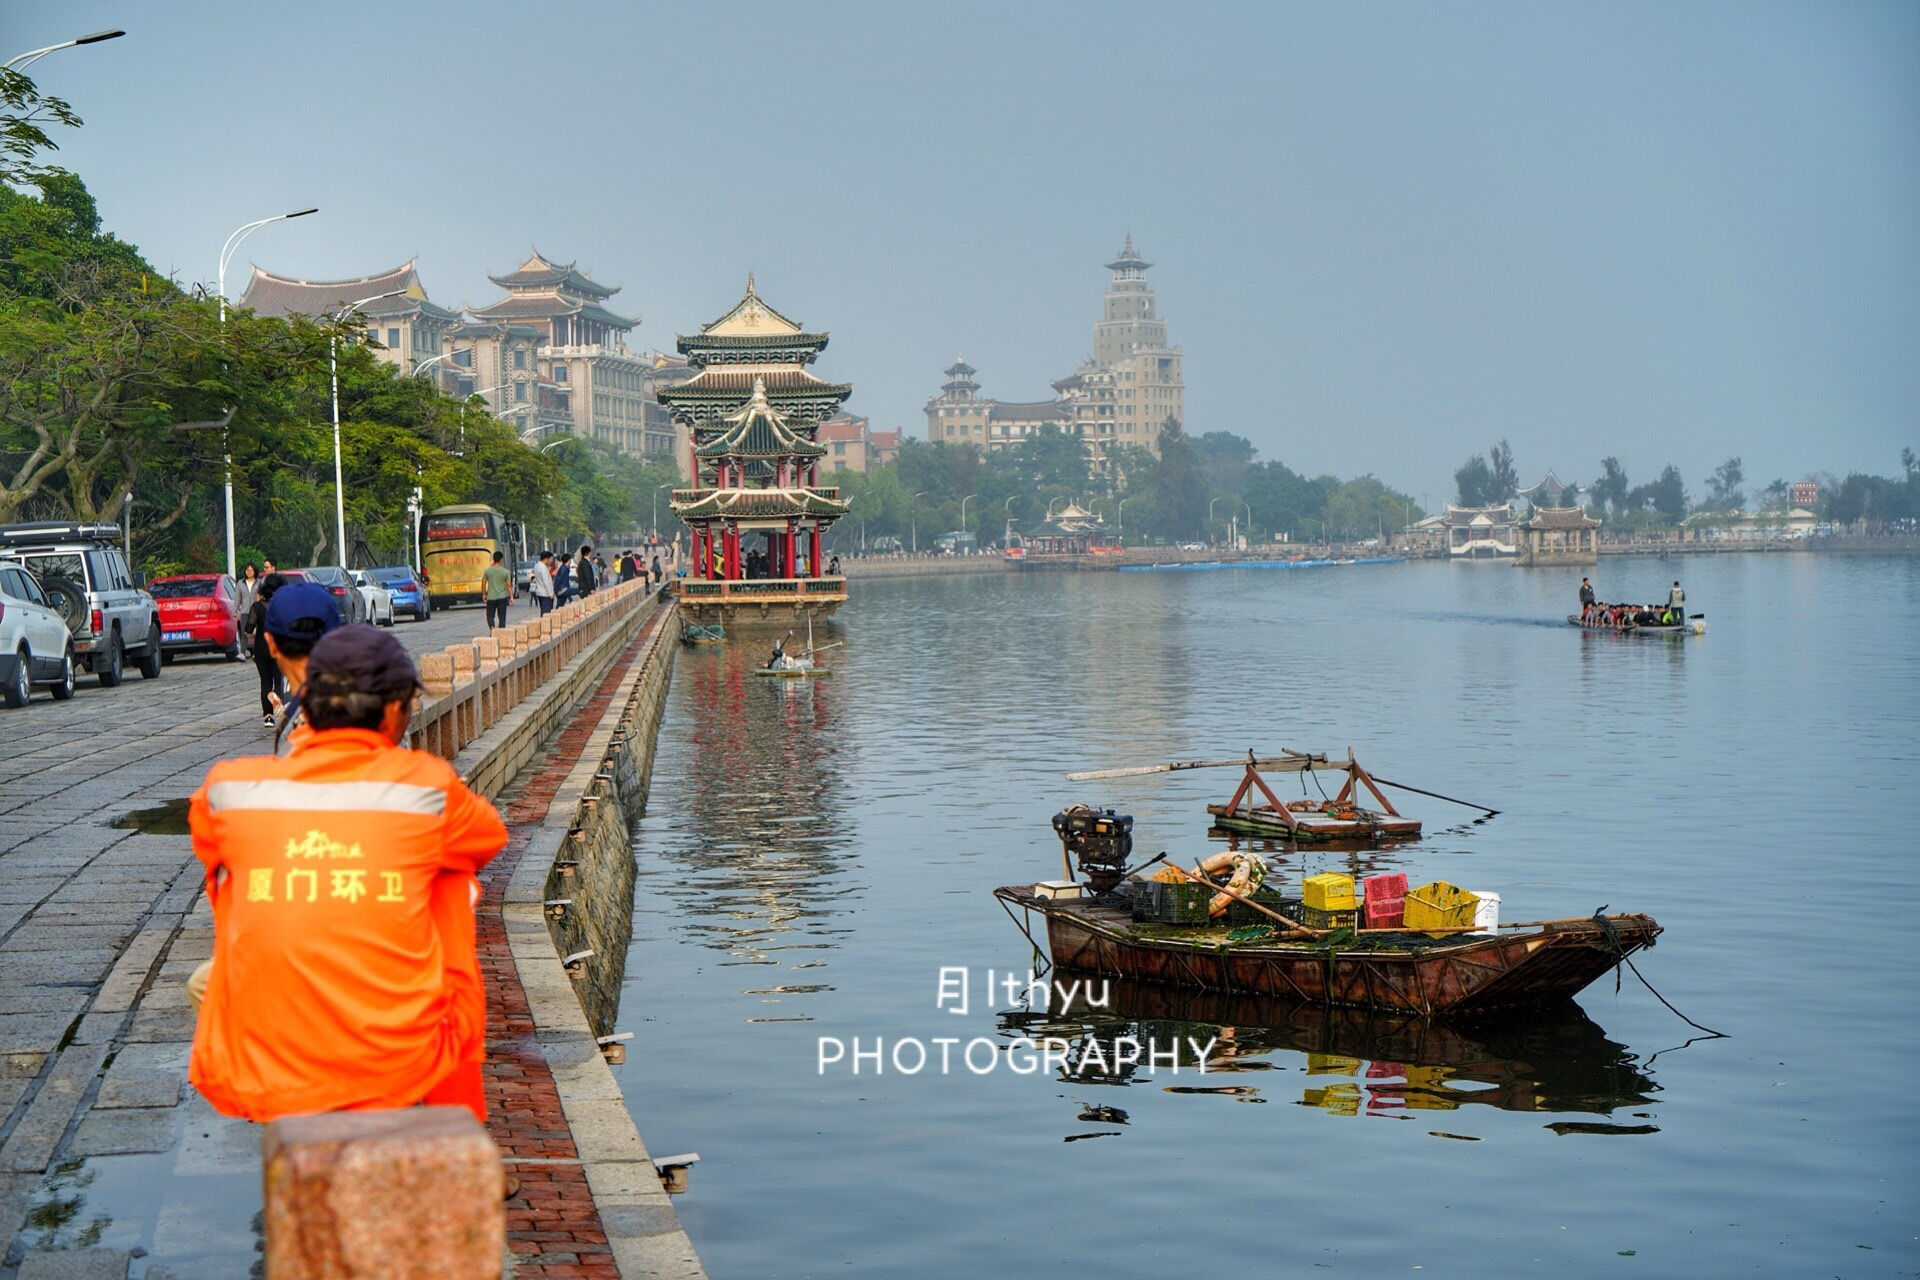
[1368,776,1500,817]
[1068,751,1328,782]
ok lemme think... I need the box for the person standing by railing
[529,550,556,616]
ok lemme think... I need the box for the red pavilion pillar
[785,522,798,581]
[809,525,821,578]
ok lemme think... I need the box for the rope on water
[1592,906,1727,1039]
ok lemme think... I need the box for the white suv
[0,522,163,687]
[0,559,77,707]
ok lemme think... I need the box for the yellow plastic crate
[1403,881,1479,932]
[1302,872,1358,911]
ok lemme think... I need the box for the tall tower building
[1091,236,1183,454]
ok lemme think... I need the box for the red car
[150,573,243,662]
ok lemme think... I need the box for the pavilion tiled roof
[670,487,850,521]
[659,367,851,398]
[988,400,1071,422]
[1525,506,1601,529]
[467,294,638,331]
[486,251,617,300]
[237,260,453,320]
[694,381,825,460]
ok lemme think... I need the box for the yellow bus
[419,504,520,607]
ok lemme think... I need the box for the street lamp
[5,29,124,71]
[1208,496,1225,544]
[215,206,317,577]
[912,491,927,553]
[1238,501,1252,548]
[959,493,976,533]
[330,290,407,568]
[1117,496,1130,536]
[412,348,471,382]
[653,483,675,535]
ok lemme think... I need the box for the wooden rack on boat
[1204,750,1422,842]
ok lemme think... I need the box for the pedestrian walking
[186,623,507,1123]
[234,563,260,657]
[530,550,556,616]
[482,550,513,629]
[552,554,574,604]
[243,574,286,726]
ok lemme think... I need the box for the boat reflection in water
[998,974,1659,1129]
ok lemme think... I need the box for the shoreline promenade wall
[0,588,702,1279]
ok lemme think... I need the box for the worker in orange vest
[187,624,506,1123]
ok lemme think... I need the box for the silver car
[0,522,162,688]
[0,559,78,706]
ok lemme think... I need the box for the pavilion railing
[676,576,847,600]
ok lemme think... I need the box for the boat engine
[1051,807,1133,895]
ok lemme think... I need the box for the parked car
[514,558,539,593]
[365,565,430,621]
[0,522,162,687]
[149,573,243,661]
[0,558,77,706]
[349,570,396,627]
[281,566,367,626]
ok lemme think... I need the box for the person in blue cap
[262,579,342,752]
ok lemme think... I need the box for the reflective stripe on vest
[205,779,448,816]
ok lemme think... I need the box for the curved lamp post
[330,291,407,567]
[912,492,927,553]
[5,29,123,71]
[959,493,976,535]
[215,206,317,577]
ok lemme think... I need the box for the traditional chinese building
[1517,506,1602,565]
[664,281,853,631]
[467,251,654,455]
[1442,504,1520,558]
[237,260,461,377]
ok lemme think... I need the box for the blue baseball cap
[264,581,343,640]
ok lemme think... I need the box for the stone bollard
[474,637,499,672]
[261,1106,504,1280]
[448,644,476,686]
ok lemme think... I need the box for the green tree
[0,67,81,188]
[1454,453,1493,506]
[1704,457,1745,511]
[1594,457,1629,517]
[1488,439,1518,502]
[1151,417,1206,540]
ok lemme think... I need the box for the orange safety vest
[187,728,506,1122]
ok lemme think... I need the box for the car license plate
[163,631,191,642]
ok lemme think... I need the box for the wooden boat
[1568,609,1705,636]
[1204,751,1421,842]
[993,883,1660,1015]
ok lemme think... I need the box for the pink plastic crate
[1363,873,1407,929]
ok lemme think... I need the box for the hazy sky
[15,1,1917,504]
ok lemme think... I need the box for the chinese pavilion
[664,280,853,631]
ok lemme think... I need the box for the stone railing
[409,580,654,765]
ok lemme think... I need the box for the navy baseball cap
[264,581,342,640]
[307,624,421,698]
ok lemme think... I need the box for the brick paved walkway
[481,628,651,1280]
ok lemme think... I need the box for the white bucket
[1469,891,1501,932]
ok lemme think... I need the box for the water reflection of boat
[995,882,1661,1015]
[999,975,1659,1119]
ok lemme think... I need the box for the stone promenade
[0,602,650,1279]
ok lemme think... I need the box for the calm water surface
[618,555,1920,1279]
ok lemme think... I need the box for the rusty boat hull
[995,885,1661,1016]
